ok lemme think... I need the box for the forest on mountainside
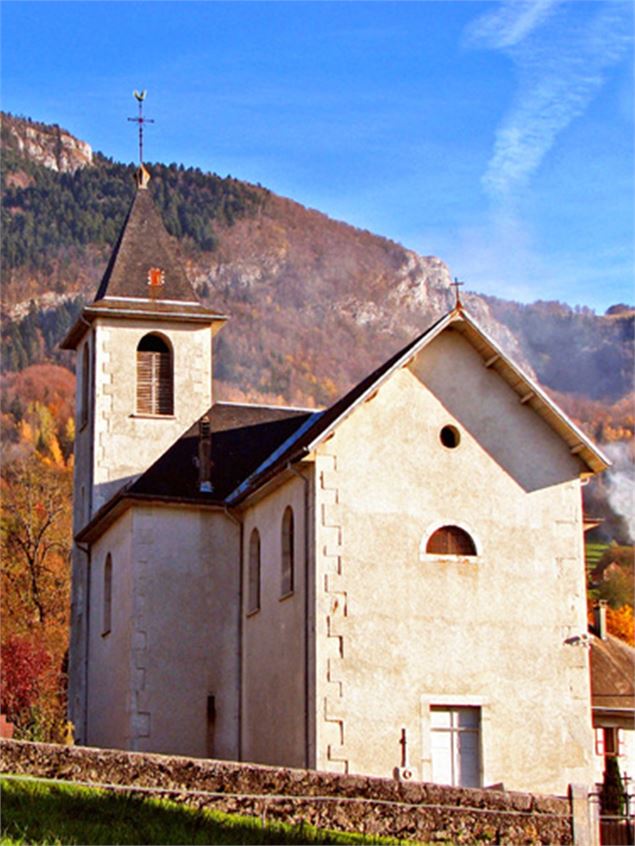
[1,113,633,742]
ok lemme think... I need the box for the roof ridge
[215,400,322,412]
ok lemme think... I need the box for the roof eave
[456,310,611,475]
[76,491,226,544]
[59,305,228,350]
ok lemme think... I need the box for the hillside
[1,112,633,540]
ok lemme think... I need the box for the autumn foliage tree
[606,605,635,646]
[1,442,72,739]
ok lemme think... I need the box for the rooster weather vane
[128,89,155,165]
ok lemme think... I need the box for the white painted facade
[310,331,593,794]
[68,314,603,796]
[64,182,607,795]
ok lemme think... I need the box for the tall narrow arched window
[102,554,112,636]
[426,526,477,556]
[136,334,173,415]
[281,507,294,596]
[80,341,90,428]
[247,529,261,614]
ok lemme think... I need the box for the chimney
[198,416,213,493]
[594,600,608,640]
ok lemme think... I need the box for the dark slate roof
[94,186,202,304]
[590,633,635,711]
[127,402,316,503]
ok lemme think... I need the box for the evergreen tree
[601,756,626,816]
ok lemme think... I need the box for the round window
[440,425,461,449]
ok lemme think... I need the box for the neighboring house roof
[590,632,635,713]
[76,305,610,543]
[61,179,227,350]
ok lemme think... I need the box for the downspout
[288,460,312,769]
[76,540,91,744]
[224,506,243,761]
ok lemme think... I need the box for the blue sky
[2,1,633,310]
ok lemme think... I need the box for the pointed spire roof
[94,169,199,304]
[61,169,227,349]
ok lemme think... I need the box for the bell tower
[62,101,226,737]
[61,164,227,517]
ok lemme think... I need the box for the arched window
[281,507,294,596]
[136,334,173,415]
[426,526,477,556]
[80,341,90,428]
[102,554,112,635]
[247,529,261,614]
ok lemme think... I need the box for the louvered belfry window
[136,334,174,415]
[426,525,477,556]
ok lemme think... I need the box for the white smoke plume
[603,441,635,543]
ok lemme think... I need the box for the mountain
[4,114,632,402]
[2,112,92,175]
[1,113,633,543]
[2,113,537,400]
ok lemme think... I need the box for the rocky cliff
[2,113,92,173]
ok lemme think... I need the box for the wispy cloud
[465,0,561,49]
[466,1,632,202]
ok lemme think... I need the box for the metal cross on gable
[128,90,155,165]
[451,276,465,309]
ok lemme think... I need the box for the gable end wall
[312,329,594,794]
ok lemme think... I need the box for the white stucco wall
[69,317,215,739]
[312,327,595,795]
[83,504,240,759]
[91,317,214,511]
[129,505,240,758]
[241,474,310,768]
[85,510,134,750]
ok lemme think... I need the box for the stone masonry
[1,740,577,845]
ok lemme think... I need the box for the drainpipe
[224,506,243,760]
[288,461,312,769]
[76,540,92,744]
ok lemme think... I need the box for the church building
[62,164,610,796]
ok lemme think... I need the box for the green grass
[0,776,409,845]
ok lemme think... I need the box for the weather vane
[451,276,464,309]
[128,90,155,165]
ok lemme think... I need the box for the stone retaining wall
[1,740,573,844]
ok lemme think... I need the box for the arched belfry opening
[136,333,174,415]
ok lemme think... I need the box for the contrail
[466,1,632,201]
